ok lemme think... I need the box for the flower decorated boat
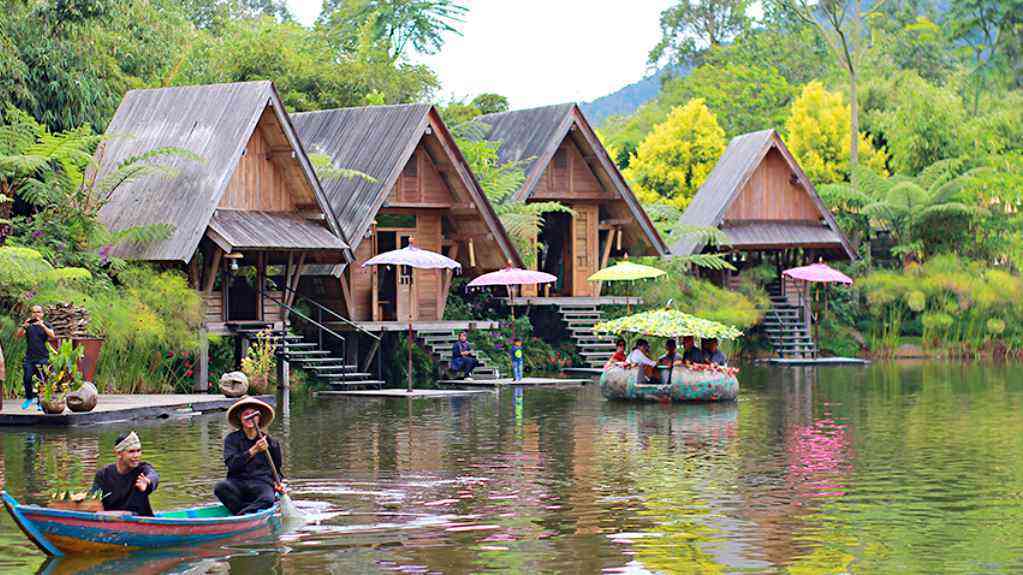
[2,491,281,556]
[600,365,738,402]
[593,306,743,403]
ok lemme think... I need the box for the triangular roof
[475,103,668,255]
[97,81,345,262]
[292,104,522,266]
[671,129,856,259]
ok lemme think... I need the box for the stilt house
[671,129,856,359]
[292,105,521,326]
[97,81,349,385]
[475,104,668,299]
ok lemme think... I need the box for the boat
[2,491,281,556]
[600,365,738,402]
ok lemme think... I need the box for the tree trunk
[849,67,859,170]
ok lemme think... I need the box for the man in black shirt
[90,431,160,516]
[15,305,56,410]
[214,397,283,515]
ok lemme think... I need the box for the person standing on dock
[15,305,56,410]
[215,397,284,515]
[91,431,160,516]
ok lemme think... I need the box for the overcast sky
[286,0,674,109]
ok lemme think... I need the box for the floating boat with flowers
[593,307,743,403]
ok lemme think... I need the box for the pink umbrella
[468,267,557,337]
[782,263,853,285]
[363,239,461,392]
[782,263,853,351]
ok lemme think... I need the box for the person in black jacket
[90,431,160,516]
[15,305,56,410]
[214,397,283,516]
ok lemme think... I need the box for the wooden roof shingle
[475,103,668,255]
[208,210,346,252]
[97,81,346,262]
[292,105,521,266]
[670,129,856,259]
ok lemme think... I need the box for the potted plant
[34,339,85,414]
[241,329,277,394]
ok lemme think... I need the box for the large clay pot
[219,371,249,398]
[41,397,67,415]
[72,337,104,382]
[248,374,270,395]
[67,382,98,412]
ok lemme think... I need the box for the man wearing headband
[215,397,283,515]
[89,431,160,516]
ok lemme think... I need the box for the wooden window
[554,148,568,169]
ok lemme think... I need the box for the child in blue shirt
[510,337,524,381]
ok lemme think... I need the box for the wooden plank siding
[532,139,612,202]
[724,148,820,222]
[415,212,444,321]
[348,236,376,321]
[220,120,294,212]
[386,148,456,207]
[571,204,599,297]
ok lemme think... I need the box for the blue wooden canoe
[2,491,281,556]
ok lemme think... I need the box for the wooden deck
[436,377,592,387]
[334,320,500,332]
[0,394,275,426]
[765,357,871,366]
[503,296,638,306]
[314,388,492,398]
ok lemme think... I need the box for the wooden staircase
[558,304,616,368]
[237,327,385,390]
[417,329,500,380]
[762,284,817,359]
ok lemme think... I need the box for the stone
[66,382,98,412]
[219,371,249,398]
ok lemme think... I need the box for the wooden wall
[348,237,376,321]
[532,138,612,202]
[724,148,821,222]
[386,148,455,207]
[414,212,443,320]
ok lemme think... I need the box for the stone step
[306,364,358,372]
[328,380,386,388]
[579,342,616,349]
[280,349,330,357]
[289,357,347,364]
[319,372,374,380]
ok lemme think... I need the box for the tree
[872,73,964,175]
[318,0,467,60]
[470,93,509,115]
[170,0,292,31]
[648,0,751,67]
[947,0,1023,113]
[782,0,889,170]
[784,82,886,184]
[623,99,726,208]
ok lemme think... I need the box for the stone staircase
[558,304,616,369]
[417,329,500,380]
[237,327,385,390]
[762,285,817,359]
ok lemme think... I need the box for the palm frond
[667,223,730,247]
[671,253,737,271]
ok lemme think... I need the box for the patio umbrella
[467,266,557,337]
[587,259,665,313]
[593,308,743,340]
[363,239,461,392]
[782,263,853,347]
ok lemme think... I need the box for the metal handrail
[279,285,380,342]
[260,289,348,359]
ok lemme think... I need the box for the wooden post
[276,356,290,393]
[193,327,209,392]
[256,252,266,321]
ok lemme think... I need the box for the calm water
[2,362,1023,574]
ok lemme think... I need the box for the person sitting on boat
[657,339,683,384]
[604,338,627,371]
[682,336,704,364]
[215,397,284,516]
[90,431,160,516]
[450,332,479,380]
[702,338,727,366]
[626,339,658,384]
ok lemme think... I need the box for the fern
[672,253,737,271]
[308,152,377,184]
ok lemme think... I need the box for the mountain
[580,67,670,127]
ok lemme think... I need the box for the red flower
[182,351,190,359]
[184,361,192,369]
[167,351,175,358]
[184,370,193,377]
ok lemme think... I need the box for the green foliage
[648,0,751,67]
[623,99,725,208]
[784,82,888,184]
[318,0,467,60]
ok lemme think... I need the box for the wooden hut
[97,81,349,386]
[671,129,856,359]
[475,103,668,299]
[292,104,521,328]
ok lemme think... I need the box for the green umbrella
[593,308,742,340]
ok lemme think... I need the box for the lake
[2,362,1022,574]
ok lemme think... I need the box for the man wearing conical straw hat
[214,397,284,515]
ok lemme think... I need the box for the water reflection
[1,363,1023,573]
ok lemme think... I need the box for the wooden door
[572,205,598,296]
[396,233,415,321]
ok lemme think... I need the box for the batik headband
[115,431,141,452]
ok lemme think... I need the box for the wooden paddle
[247,412,304,523]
